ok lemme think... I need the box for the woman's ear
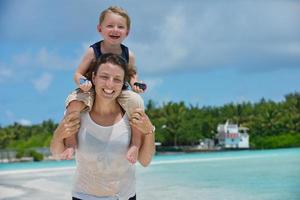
[92,72,96,85]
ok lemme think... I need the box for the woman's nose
[105,78,114,88]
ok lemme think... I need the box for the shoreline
[2,146,298,164]
[2,148,297,174]
[0,166,75,175]
[0,155,271,175]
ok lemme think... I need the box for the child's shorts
[65,89,144,117]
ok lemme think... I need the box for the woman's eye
[100,76,108,80]
[114,79,122,83]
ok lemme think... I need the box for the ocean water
[0,148,299,200]
[137,148,300,200]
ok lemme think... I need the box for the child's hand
[132,82,146,93]
[60,147,75,160]
[79,78,92,92]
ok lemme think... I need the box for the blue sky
[1,0,300,126]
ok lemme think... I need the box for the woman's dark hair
[86,53,129,90]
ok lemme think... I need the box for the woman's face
[92,62,125,100]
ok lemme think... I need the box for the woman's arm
[138,130,155,167]
[50,112,81,158]
[130,109,156,167]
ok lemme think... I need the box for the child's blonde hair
[99,6,131,30]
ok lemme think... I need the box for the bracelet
[145,125,155,135]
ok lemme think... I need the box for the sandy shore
[0,185,26,199]
[0,167,75,200]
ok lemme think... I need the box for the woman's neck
[92,98,121,116]
[90,99,123,127]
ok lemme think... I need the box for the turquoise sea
[0,148,299,200]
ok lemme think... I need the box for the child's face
[98,12,129,45]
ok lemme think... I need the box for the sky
[0,0,300,126]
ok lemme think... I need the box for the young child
[63,6,146,164]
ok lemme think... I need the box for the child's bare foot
[126,146,139,164]
[61,147,75,160]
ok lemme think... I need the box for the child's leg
[126,126,143,164]
[118,90,144,164]
[62,89,94,159]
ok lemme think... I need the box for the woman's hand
[130,109,156,166]
[130,108,154,135]
[50,111,80,157]
[59,111,81,140]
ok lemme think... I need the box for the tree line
[0,92,299,153]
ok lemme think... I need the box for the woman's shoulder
[79,111,90,123]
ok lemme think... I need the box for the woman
[51,53,155,200]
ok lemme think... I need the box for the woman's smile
[102,88,115,96]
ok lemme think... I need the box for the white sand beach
[0,185,26,199]
[0,167,75,200]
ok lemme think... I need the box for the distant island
[0,92,299,162]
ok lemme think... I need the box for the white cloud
[1,45,86,86]
[142,77,164,102]
[144,78,163,91]
[266,42,300,56]
[35,48,77,70]
[1,110,15,125]
[32,73,53,92]
[5,110,14,119]
[0,68,13,82]
[2,0,300,76]
[0,0,299,126]
[18,119,32,126]
[158,6,188,66]
[12,52,31,66]
[130,1,300,74]
[10,47,78,71]
[132,5,189,73]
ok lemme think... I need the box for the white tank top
[72,112,135,200]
